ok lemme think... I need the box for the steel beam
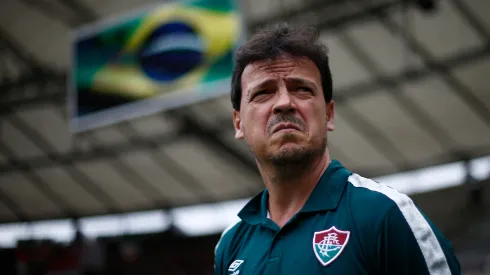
[169,108,262,196]
[0,134,75,219]
[337,105,410,170]
[334,42,490,101]
[4,112,121,214]
[70,116,219,207]
[18,0,82,27]
[0,29,41,71]
[0,176,30,222]
[0,73,64,112]
[451,0,490,41]
[78,127,171,209]
[171,110,259,178]
[59,0,98,23]
[116,122,218,204]
[248,0,342,31]
[370,5,490,128]
[0,129,184,174]
[314,1,398,31]
[338,32,457,158]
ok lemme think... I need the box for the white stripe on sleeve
[348,173,451,275]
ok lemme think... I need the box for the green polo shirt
[214,160,461,275]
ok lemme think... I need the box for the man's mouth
[272,123,302,134]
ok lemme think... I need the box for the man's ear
[326,100,335,132]
[233,110,244,139]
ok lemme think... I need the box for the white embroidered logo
[228,259,244,274]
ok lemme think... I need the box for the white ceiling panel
[0,153,7,164]
[187,97,233,129]
[280,0,307,14]
[215,94,235,115]
[327,143,358,171]
[348,91,446,164]
[75,160,151,211]
[90,126,129,145]
[390,1,484,59]
[243,0,284,22]
[320,32,372,90]
[35,166,106,215]
[0,0,71,69]
[0,173,62,219]
[120,151,199,205]
[164,137,260,199]
[1,121,44,159]
[329,105,397,172]
[16,104,71,154]
[129,113,180,138]
[78,0,159,18]
[402,77,490,149]
[466,0,490,31]
[346,22,425,75]
[218,129,255,162]
[452,55,490,111]
[35,0,76,14]
[1,51,24,79]
[0,200,17,222]
[198,95,233,118]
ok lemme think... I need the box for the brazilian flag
[72,0,243,129]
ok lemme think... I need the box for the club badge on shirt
[313,226,350,266]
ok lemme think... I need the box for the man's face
[233,55,335,165]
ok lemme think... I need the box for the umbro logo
[229,259,244,274]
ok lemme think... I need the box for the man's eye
[297,87,312,92]
[253,90,271,98]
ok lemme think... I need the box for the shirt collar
[238,160,351,225]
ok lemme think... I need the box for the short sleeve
[214,232,227,275]
[214,221,241,275]
[377,205,462,275]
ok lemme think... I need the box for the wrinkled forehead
[241,56,321,91]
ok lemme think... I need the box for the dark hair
[230,23,333,110]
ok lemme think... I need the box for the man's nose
[272,88,296,114]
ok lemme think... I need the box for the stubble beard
[243,118,329,183]
[266,133,327,183]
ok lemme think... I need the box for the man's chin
[269,132,306,148]
[267,147,310,165]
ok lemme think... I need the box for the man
[214,24,461,275]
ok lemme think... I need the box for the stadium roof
[0,0,489,224]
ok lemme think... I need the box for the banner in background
[69,0,244,133]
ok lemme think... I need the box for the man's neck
[259,152,331,228]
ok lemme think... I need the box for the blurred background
[0,0,489,274]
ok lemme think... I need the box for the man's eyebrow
[246,79,276,98]
[286,77,318,88]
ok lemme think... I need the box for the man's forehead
[242,56,319,87]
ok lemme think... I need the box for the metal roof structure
[0,0,489,224]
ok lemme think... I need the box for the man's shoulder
[344,173,416,225]
[346,173,399,203]
[214,219,248,257]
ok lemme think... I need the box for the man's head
[231,24,335,168]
